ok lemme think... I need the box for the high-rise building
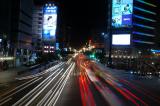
[42,3,58,53]
[106,0,159,60]
[32,6,43,53]
[32,1,59,56]
[0,0,11,57]
[132,0,158,49]
[0,0,34,67]
[10,0,34,66]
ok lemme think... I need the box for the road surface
[0,55,160,106]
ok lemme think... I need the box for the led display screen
[43,5,57,41]
[56,43,59,50]
[112,34,131,45]
[112,0,133,28]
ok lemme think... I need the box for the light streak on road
[24,69,64,106]
[13,68,62,106]
[0,98,12,106]
[48,63,75,106]
[120,79,160,104]
[90,62,148,106]
[37,63,74,106]
[16,62,64,80]
[77,55,149,106]
[66,58,72,65]
[79,70,96,106]
[0,77,38,98]
[11,61,76,106]
[85,69,123,106]
[0,77,42,105]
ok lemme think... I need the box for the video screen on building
[43,5,57,41]
[112,34,131,45]
[112,0,133,28]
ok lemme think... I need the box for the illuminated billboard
[112,34,131,45]
[56,43,59,50]
[112,0,133,28]
[43,5,57,41]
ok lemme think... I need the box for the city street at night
[0,0,160,106]
[0,55,160,106]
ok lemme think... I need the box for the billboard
[112,34,131,45]
[112,0,133,28]
[43,5,57,41]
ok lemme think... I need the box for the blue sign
[43,5,57,41]
[151,49,160,53]
[112,0,133,28]
[56,43,59,50]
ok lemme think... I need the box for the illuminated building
[106,0,159,60]
[0,0,34,67]
[132,0,158,49]
[42,3,58,53]
[32,3,58,54]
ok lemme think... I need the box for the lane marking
[16,62,64,80]
[37,64,73,106]
[0,77,42,104]
[48,63,75,106]
[24,69,64,106]
[43,63,73,106]
[13,68,61,106]
[0,98,12,106]
[0,77,38,99]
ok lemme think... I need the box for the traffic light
[89,54,95,59]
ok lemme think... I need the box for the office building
[0,0,34,67]
[106,0,159,60]
[32,6,43,53]
[32,2,58,54]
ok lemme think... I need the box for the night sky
[35,0,108,49]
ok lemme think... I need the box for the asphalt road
[75,54,160,106]
[0,55,160,106]
[0,59,79,106]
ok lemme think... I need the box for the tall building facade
[106,0,159,60]
[0,0,34,67]
[32,6,43,53]
[10,0,34,66]
[132,0,158,49]
[33,3,58,54]
[0,0,12,57]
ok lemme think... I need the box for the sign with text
[112,0,133,28]
[43,5,57,41]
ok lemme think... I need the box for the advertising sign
[56,43,59,50]
[112,0,133,28]
[43,5,57,41]
[112,34,131,45]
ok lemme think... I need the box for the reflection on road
[0,54,160,106]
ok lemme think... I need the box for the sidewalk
[93,62,124,71]
[0,66,29,83]
[0,61,58,84]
